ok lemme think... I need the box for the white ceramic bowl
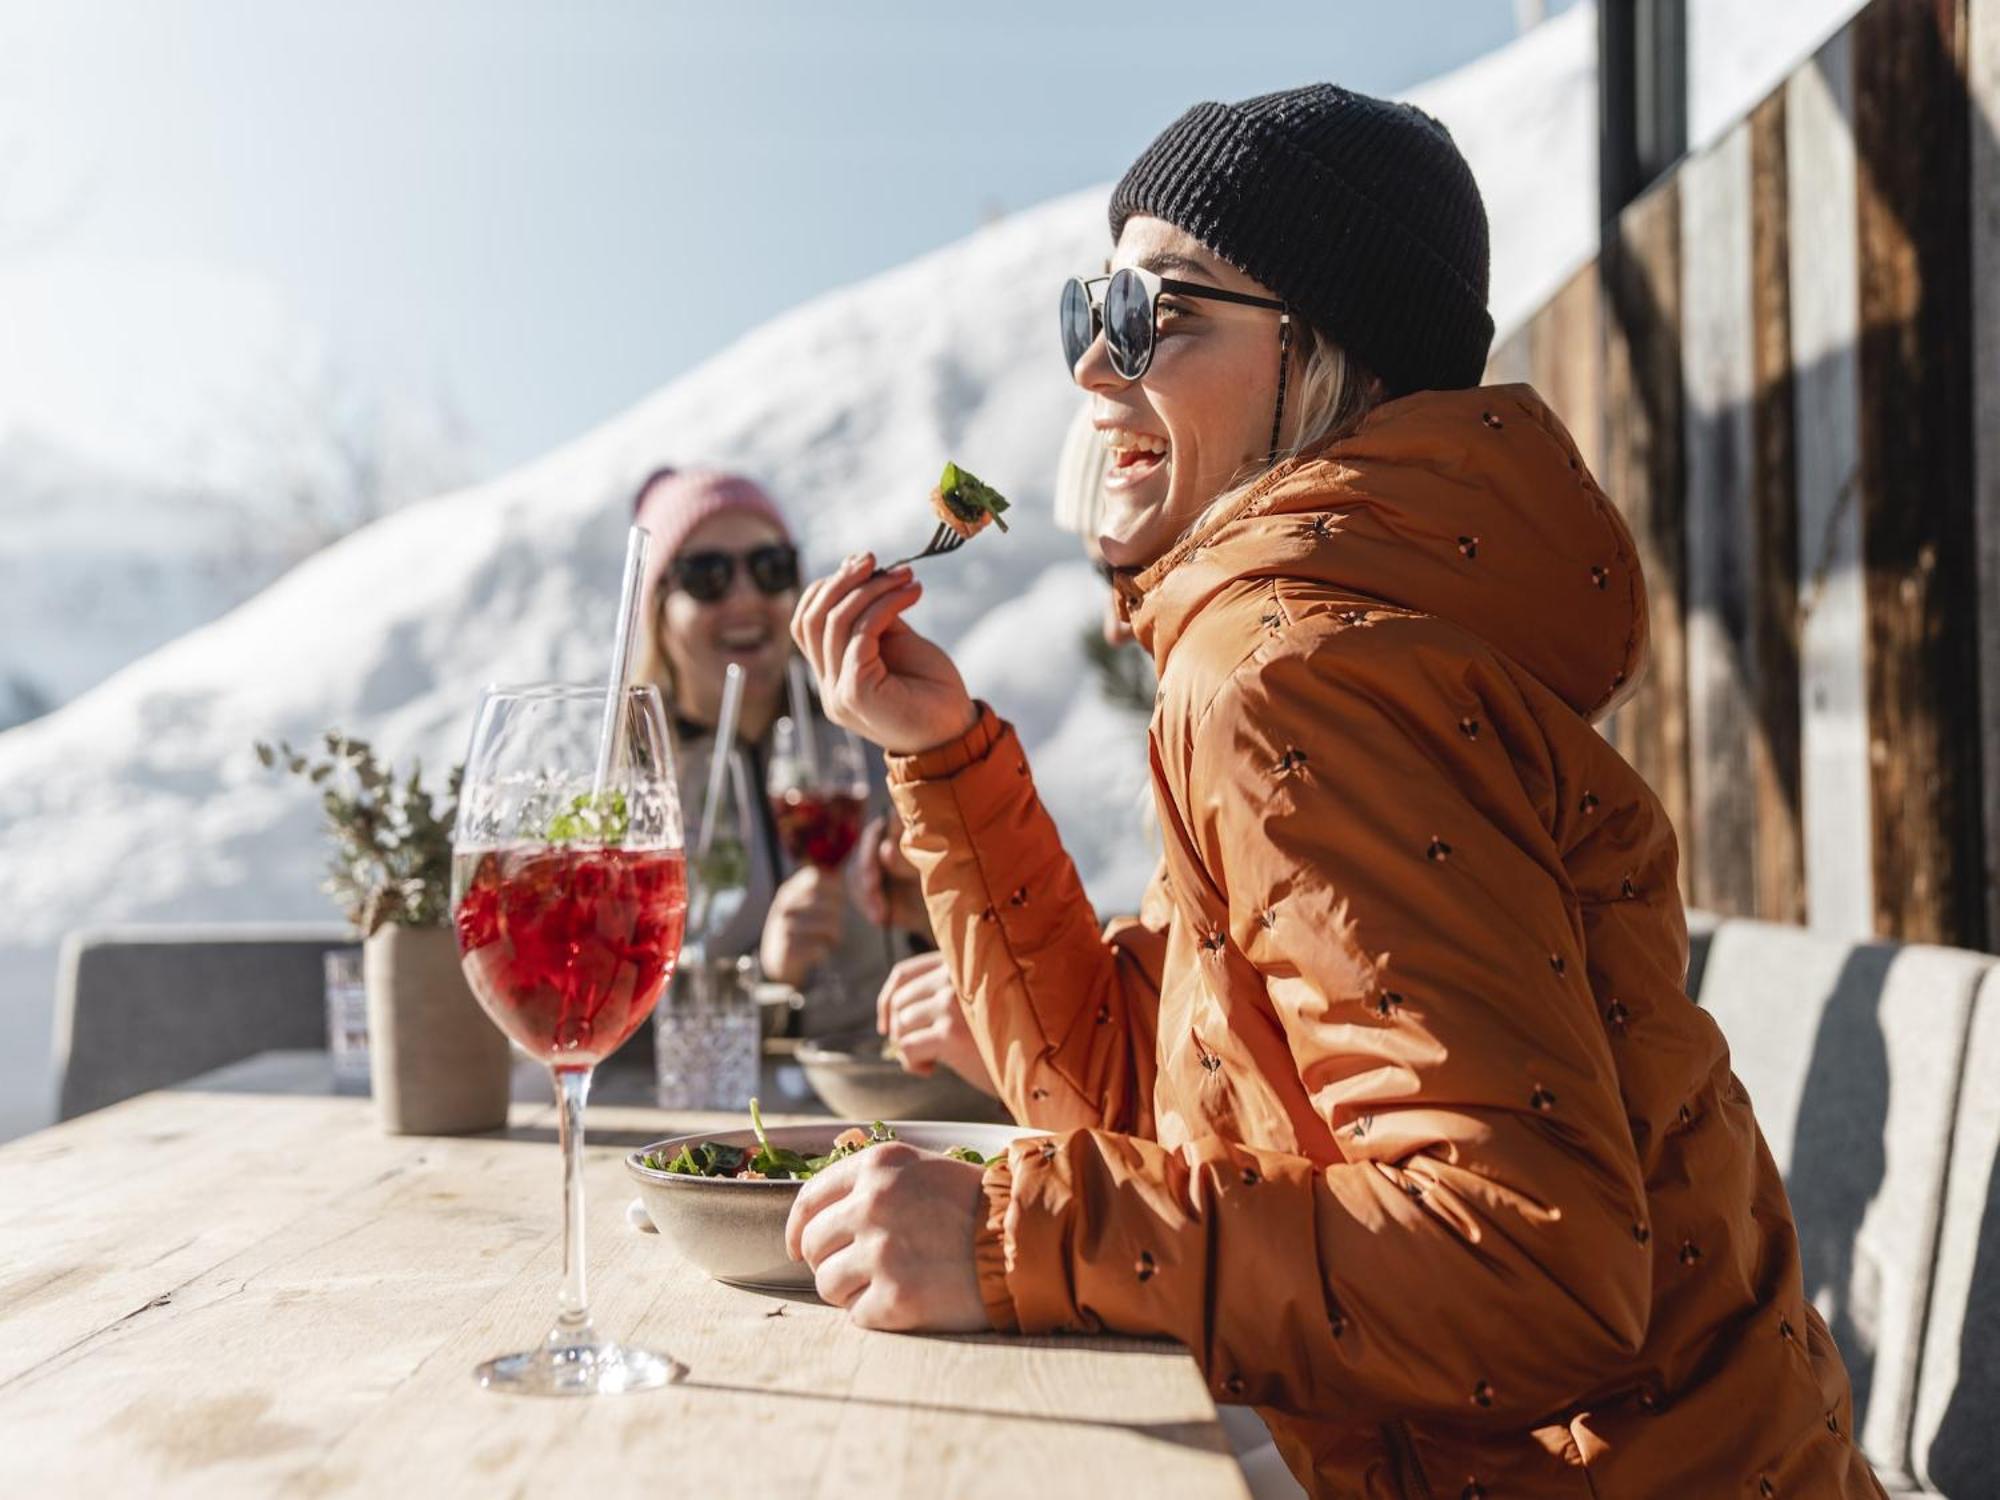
[625,1119,1034,1292]
[794,1041,1011,1125]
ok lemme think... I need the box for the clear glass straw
[785,656,820,780]
[592,526,651,800]
[696,663,746,859]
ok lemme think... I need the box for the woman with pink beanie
[630,467,921,1035]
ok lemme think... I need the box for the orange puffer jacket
[886,386,1884,1499]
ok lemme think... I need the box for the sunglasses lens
[674,552,733,603]
[1103,269,1153,379]
[1059,278,1095,372]
[747,545,800,596]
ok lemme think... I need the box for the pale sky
[0,2,1556,481]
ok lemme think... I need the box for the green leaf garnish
[643,1141,750,1176]
[694,834,749,894]
[743,1097,812,1178]
[938,461,1011,532]
[545,790,630,845]
[643,1104,979,1180]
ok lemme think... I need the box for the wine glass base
[475,1340,685,1397]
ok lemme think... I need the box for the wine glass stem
[554,1064,594,1336]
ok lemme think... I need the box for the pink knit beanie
[630,467,793,599]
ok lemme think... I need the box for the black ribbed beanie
[1109,83,1493,397]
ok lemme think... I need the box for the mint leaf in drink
[694,834,749,894]
[545,790,629,844]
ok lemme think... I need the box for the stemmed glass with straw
[450,525,689,1396]
[690,662,750,955]
[767,660,872,1020]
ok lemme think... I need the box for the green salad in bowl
[639,1099,986,1181]
[626,1102,1033,1293]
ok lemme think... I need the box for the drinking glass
[689,750,756,948]
[767,719,868,872]
[653,951,763,1110]
[656,751,762,1109]
[321,946,370,1091]
[766,719,868,1019]
[451,683,687,1396]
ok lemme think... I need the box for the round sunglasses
[1060,266,1289,381]
[667,543,801,603]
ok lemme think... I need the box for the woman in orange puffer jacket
[784,84,1884,1499]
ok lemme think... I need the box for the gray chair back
[1908,964,2000,1495]
[1692,919,1991,1490]
[56,924,354,1120]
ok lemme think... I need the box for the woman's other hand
[784,1143,988,1332]
[791,553,977,756]
[758,866,846,987]
[847,806,931,935]
[876,951,997,1096]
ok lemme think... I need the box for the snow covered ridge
[0,255,477,733]
[0,13,1606,945]
[0,183,1133,1132]
[0,188,1126,1097]
[0,0,1869,1136]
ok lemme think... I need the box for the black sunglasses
[667,543,800,603]
[1060,266,1289,381]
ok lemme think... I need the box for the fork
[878,523,968,574]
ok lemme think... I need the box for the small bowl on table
[794,1034,1012,1126]
[626,1119,1033,1292]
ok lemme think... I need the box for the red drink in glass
[770,788,865,869]
[453,845,688,1066]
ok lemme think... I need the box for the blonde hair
[1194,322,1380,532]
[637,588,678,710]
[1052,402,1111,538]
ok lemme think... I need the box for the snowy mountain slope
[4,3,1769,1137]
[0,253,475,733]
[0,432,288,733]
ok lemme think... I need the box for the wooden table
[0,1052,1246,1498]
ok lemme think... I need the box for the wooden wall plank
[1484,324,1535,387]
[1853,0,1984,948]
[1531,262,1605,480]
[1600,180,1690,899]
[1748,91,1806,926]
[1682,122,1761,917]
[1788,29,1876,941]
[1971,0,2000,950]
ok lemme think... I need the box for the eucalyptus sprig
[255,732,462,937]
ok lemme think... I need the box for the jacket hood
[1122,384,1647,722]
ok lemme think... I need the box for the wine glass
[689,750,756,951]
[451,682,687,1396]
[765,718,869,1021]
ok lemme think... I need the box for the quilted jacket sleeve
[887,705,1161,1135]
[975,622,1655,1424]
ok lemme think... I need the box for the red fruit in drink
[770,789,865,869]
[453,846,688,1066]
